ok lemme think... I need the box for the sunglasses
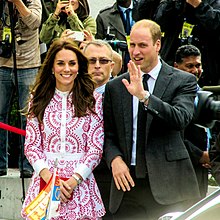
[88,58,112,65]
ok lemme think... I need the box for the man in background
[84,39,115,219]
[174,44,211,200]
[0,0,42,177]
[96,0,138,73]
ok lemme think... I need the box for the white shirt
[131,59,162,165]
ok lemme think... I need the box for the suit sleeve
[103,82,124,169]
[147,71,197,130]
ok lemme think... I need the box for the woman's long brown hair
[26,38,96,123]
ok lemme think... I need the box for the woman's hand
[59,176,78,203]
[54,0,69,17]
[65,3,75,16]
[83,30,95,42]
[39,168,52,184]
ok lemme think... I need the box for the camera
[0,34,12,58]
[104,32,128,52]
[194,90,220,128]
[106,40,128,52]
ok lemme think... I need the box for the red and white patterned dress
[21,89,105,219]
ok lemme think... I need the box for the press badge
[126,35,130,49]
[3,27,12,43]
[179,21,194,39]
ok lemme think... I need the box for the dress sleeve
[24,116,49,176]
[74,93,104,180]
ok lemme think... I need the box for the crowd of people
[1,0,220,219]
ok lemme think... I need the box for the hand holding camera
[61,29,84,42]
[186,0,202,8]
[54,0,69,17]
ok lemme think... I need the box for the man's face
[117,0,131,5]
[84,44,114,88]
[174,56,202,80]
[129,27,161,73]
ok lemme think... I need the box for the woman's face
[53,49,79,92]
[69,0,79,11]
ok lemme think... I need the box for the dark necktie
[135,74,150,178]
[125,8,131,35]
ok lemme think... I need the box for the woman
[21,38,105,219]
[40,0,96,45]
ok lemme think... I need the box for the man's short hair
[83,39,113,60]
[175,44,201,64]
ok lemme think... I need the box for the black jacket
[154,0,220,86]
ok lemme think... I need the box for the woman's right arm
[39,13,59,44]
[24,116,51,179]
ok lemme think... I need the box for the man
[96,0,138,41]
[0,0,42,177]
[174,44,203,80]
[84,40,115,94]
[154,0,220,87]
[174,44,211,200]
[103,19,200,219]
[83,39,115,219]
[96,0,138,73]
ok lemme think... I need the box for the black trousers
[112,169,194,220]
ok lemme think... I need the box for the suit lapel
[146,62,173,130]
[153,61,172,98]
[109,15,126,37]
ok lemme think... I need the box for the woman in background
[40,0,96,45]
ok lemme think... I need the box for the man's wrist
[139,91,150,103]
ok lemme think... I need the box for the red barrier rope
[0,122,26,136]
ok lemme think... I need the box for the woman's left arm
[68,15,96,36]
[74,93,104,180]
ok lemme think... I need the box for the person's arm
[104,80,135,191]
[154,0,183,30]
[9,0,31,17]
[40,14,59,44]
[10,0,42,30]
[123,60,197,130]
[190,0,220,33]
[40,0,69,44]
[25,116,52,179]
[73,93,104,180]
[68,15,96,36]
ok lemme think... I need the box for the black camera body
[0,34,12,58]
[194,91,220,128]
[104,33,128,52]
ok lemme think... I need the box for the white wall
[88,0,115,19]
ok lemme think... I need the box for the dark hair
[27,38,96,122]
[76,0,90,21]
[175,44,201,64]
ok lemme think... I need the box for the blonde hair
[131,19,161,45]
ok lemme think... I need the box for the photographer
[40,0,96,46]
[0,0,42,177]
[154,0,220,87]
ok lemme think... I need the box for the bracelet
[72,173,82,185]
[139,91,150,103]
[53,13,59,19]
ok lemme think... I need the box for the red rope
[0,122,26,136]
